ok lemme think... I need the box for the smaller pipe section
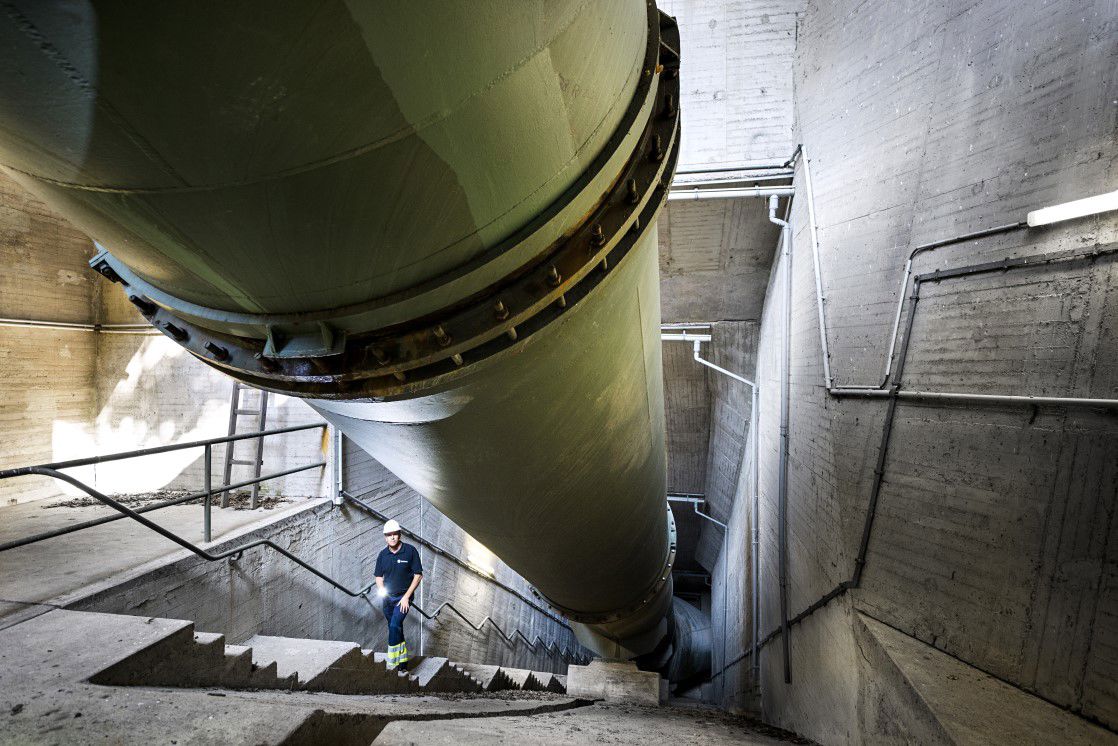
[749,382,760,688]
[332,429,344,507]
[674,174,796,187]
[667,492,706,501]
[693,341,756,387]
[662,332,712,342]
[800,153,833,390]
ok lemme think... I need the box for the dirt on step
[42,489,295,511]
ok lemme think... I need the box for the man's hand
[398,595,410,613]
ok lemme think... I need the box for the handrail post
[203,444,213,542]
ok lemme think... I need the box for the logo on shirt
[397,559,408,564]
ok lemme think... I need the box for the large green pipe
[0,1,697,672]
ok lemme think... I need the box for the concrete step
[535,672,566,693]
[371,650,427,670]
[362,649,420,693]
[88,615,536,699]
[221,644,256,684]
[854,613,1112,745]
[243,634,359,687]
[409,657,483,693]
[501,667,547,691]
[457,663,516,692]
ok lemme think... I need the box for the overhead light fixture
[1026,189,1118,227]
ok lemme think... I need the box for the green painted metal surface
[0,1,645,315]
[0,0,701,672]
[313,229,669,632]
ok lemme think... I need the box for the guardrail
[413,600,588,665]
[0,453,585,667]
[0,423,327,547]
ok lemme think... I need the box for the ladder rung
[235,409,260,415]
[231,459,259,466]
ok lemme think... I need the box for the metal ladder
[221,382,269,509]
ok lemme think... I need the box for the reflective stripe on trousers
[382,595,409,667]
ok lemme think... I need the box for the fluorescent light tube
[1027,190,1118,227]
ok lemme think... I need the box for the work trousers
[382,596,409,668]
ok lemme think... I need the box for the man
[374,519,423,671]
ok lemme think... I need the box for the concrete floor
[0,608,811,745]
[374,699,812,744]
[0,494,326,627]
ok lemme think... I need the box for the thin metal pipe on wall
[712,236,1118,682]
[705,146,1118,691]
[0,317,156,334]
[767,194,793,685]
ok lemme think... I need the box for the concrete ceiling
[657,198,781,323]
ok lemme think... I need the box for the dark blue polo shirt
[374,543,423,597]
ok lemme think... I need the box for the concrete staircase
[91,623,565,697]
[1,608,589,745]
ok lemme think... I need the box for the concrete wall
[0,171,99,505]
[708,0,1118,740]
[660,0,805,168]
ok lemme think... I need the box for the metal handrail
[341,491,571,629]
[0,422,326,474]
[414,600,588,664]
[343,491,587,664]
[0,422,329,548]
[0,460,326,552]
[2,467,374,597]
[1,467,584,666]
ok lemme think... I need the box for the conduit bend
[0,1,703,678]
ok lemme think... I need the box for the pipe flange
[99,7,683,400]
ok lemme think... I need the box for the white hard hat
[383,519,402,535]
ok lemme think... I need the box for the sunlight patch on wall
[465,536,497,577]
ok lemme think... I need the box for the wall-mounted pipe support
[667,494,728,530]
